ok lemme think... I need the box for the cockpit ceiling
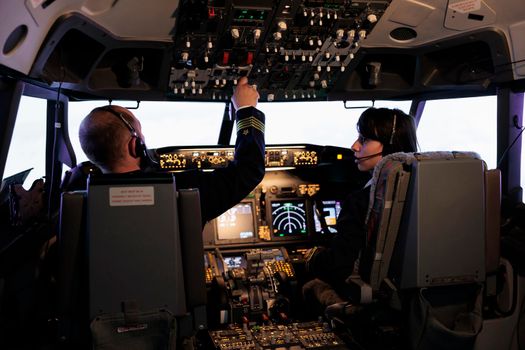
[1,0,524,102]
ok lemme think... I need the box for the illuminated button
[337,154,343,160]
[253,28,261,40]
[277,21,287,31]
[222,51,230,65]
[231,28,240,39]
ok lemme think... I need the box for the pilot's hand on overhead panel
[232,76,259,110]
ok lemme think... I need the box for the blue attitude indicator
[271,200,307,237]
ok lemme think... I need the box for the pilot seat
[57,172,206,349]
[315,151,523,350]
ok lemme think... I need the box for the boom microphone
[354,152,382,163]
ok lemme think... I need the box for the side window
[418,96,497,169]
[3,96,47,188]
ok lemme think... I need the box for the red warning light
[246,52,254,65]
[222,51,230,65]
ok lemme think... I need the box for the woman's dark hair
[357,107,418,156]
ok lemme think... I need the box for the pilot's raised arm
[176,76,266,226]
[77,77,265,227]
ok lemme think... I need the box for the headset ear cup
[135,137,146,159]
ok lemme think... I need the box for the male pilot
[78,77,265,226]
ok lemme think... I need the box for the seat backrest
[57,190,88,342]
[58,172,206,344]
[363,151,495,291]
[87,173,187,318]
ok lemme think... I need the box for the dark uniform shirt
[308,185,371,291]
[174,106,266,227]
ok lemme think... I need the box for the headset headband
[102,106,139,139]
[389,113,397,145]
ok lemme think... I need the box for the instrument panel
[156,144,350,171]
[170,0,392,102]
[168,143,365,348]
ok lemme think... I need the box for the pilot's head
[352,107,418,171]
[79,105,145,174]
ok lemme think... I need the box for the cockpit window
[3,96,47,188]
[417,96,497,169]
[231,100,412,148]
[68,101,226,164]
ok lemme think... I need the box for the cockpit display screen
[223,256,243,269]
[271,199,307,237]
[314,200,342,234]
[216,202,255,241]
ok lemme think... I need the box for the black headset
[101,106,157,167]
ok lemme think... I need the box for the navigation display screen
[314,200,342,234]
[216,202,255,241]
[271,199,307,237]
